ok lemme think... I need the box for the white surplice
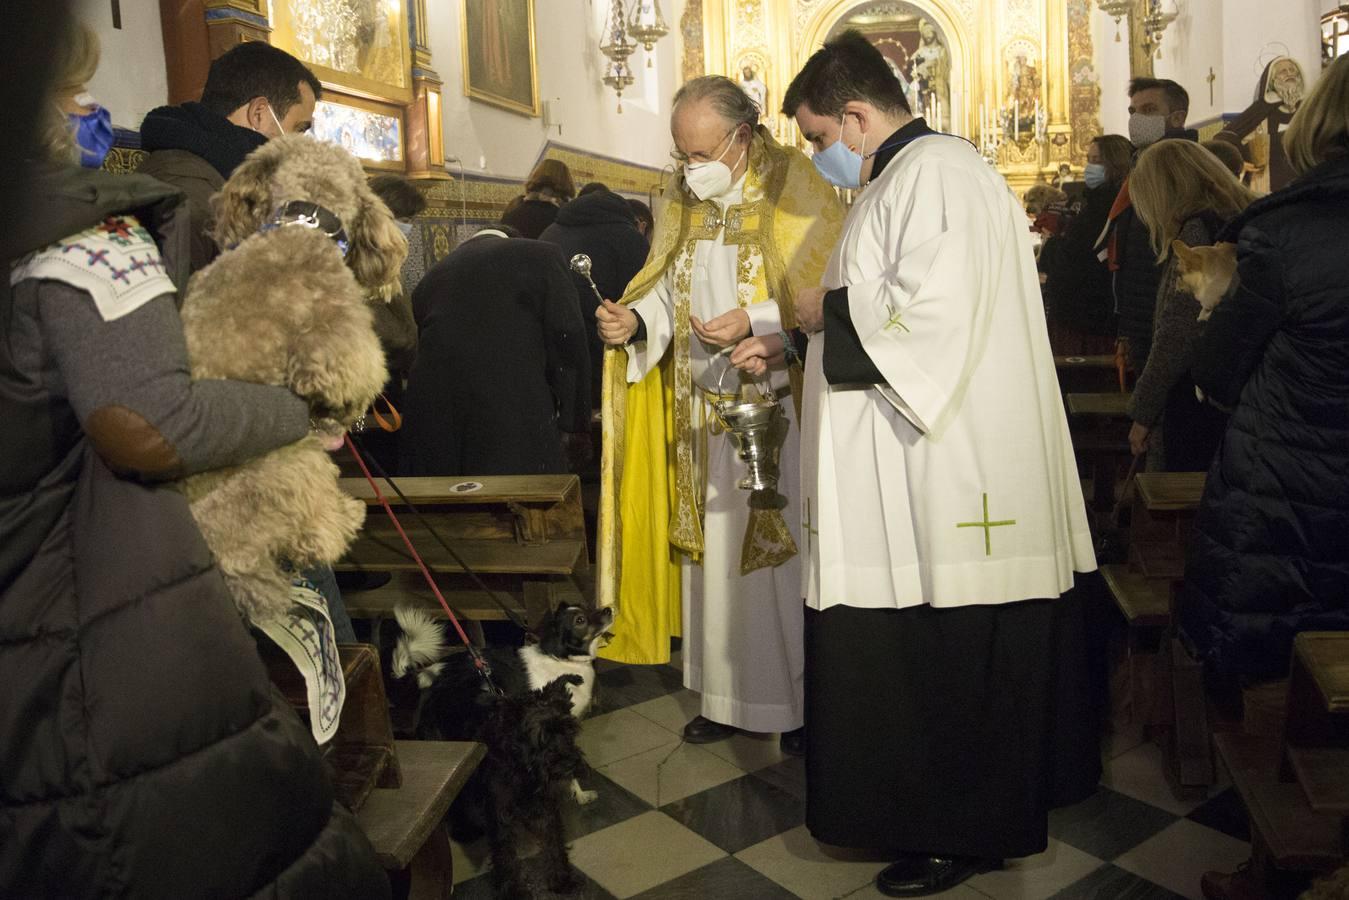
[624,177,804,733]
[801,136,1096,612]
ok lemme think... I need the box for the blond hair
[41,19,101,163]
[1130,139,1258,261]
[1283,55,1349,176]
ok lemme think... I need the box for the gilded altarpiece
[685,0,1103,190]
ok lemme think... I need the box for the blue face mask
[1083,162,1108,189]
[68,97,114,169]
[812,116,867,189]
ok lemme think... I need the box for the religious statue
[1005,53,1041,140]
[740,64,769,114]
[910,20,949,122]
[1216,56,1307,192]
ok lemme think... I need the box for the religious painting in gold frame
[461,0,540,117]
[311,94,407,172]
[267,0,413,104]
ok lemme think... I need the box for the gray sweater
[9,280,307,479]
[1127,215,1216,428]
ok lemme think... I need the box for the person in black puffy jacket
[1179,56,1349,678]
[539,184,650,408]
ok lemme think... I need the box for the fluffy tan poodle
[181,134,406,625]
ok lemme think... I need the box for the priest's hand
[1129,422,1152,457]
[597,299,638,346]
[729,334,786,377]
[691,309,751,347]
[795,286,827,334]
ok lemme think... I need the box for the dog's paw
[570,778,599,806]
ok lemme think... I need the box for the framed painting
[311,95,406,171]
[461,0,540,116]
[268,0,413,104]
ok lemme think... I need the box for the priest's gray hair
[673,76,760,129]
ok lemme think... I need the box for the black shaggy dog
[470,674,589,898]
[382,603,614,897]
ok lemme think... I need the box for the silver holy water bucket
[711,366,788,494]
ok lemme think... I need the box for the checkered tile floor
[449,654,1251,899]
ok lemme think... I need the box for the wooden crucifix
[1207,67,1216,105]
[110,0,122,29]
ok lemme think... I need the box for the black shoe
[875,856,999,897]
[779,727,805,757]
[682,715,735,743]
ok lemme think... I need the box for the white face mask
[683,128,747,202]
[259,102,287,138]
[1128,112,1167,148]
[396,220,414,238]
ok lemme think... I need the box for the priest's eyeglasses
[670,126,739,165]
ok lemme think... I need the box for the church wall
[1093,9,1133,136]
[424,0,683,181]
[1152,0,1224,127]
[77,0,170,130]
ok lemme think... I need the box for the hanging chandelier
[599,0,637,113]
[1143,0,1178,58]
[1097,0,1134,42]
[627,0,670,68]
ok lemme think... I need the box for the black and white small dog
[382,602,614,897]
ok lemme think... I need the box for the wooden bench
[358,740,486,899]
[1064,392,1134,516]
[1213,634,1349,890]
[1055,354,1122,394]
[337,474,590,627]
[262,642,402,811]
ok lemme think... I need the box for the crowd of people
[2,6,1347,897]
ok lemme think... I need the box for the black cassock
[804,590,1102,860]
[400,234,590,476]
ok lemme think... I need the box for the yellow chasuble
[597,127,844,664]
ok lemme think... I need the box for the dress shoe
[779,727,806,757]
[876,855,999,897]
[1200,864,1263,900]
[682,715,735,743]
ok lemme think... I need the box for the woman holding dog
[0,21,386,898]
[1180,55,1349,684]
[1125,140,1256,471]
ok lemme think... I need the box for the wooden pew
[358,740,486,899]
[1064,391,1133,516]
[1215,633,1349,890]
[1055,354,1122,395]
[336,474,590,627]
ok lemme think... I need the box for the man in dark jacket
[539,183,649,408]
[138,42,321,272]
[401,226,591,476]
[1101,78,1197,372]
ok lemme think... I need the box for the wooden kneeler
[262,641,401,811]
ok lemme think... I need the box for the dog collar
[259,200,350,257]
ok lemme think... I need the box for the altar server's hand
[730,334,786,377]
[795,286,827,334]
[597,299,638,346]
[691,309,751,347]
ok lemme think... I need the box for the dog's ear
[346,192,408,294]
[210,142,282,250]
[1171,240,1201,271]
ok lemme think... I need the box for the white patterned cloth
[257,583,347,744]
[9,216,175,321]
